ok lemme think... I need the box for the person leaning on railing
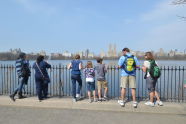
[9,52,31,102]
[33,55,51,102]
[68,54,83,102]
[117,48,140,108]
[142,52,163,107]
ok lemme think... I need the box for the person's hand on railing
[67,63,72,70]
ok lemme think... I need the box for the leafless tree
[172,0,186,20]
[172,0,186,4]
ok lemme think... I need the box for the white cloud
[15,0,57,15]
[140,0,186,21]
[137,0,186,51]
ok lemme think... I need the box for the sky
[0,0,186,54]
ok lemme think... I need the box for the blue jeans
[13,77,28,94]
[71,74,82,98]
[87,82,95,92]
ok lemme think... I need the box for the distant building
[100,50,106,58]
[175,52,184,56]
[76,51,84,58]
[88,53,94,58]
[51,53,61,57]
[85,49,90,58]
[168,50,175,57]
[29,52,37,56]
[39,50,46,56]
[130,50,137,56]
[134,51,145,57]
[62,51,72,57]
[157,48,167,57]
[9,48,21,54]
[108,44,117,57]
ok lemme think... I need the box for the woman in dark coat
[33,55,51,101]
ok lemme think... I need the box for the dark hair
[122,48,130,52]
[18,52,26,59]
[96,57,103,63]
[36,55,44,64]
[145,52,154,60]
[74,54,80,59]
[86,61,93,68]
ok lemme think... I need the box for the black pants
[35,78,48,100]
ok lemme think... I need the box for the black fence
[0,64,186,102]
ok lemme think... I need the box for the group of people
[67,55,108,103]
[9,47,163,107]
[10,53,51,102]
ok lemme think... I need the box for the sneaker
[93,98,97,102]
[133,101,138,108]
[9,95,15,102]
[18,95,27,99]
[98,98,102,102]
[145,101,155,107]
[156,101,163,106]
[102,96,108,101]
[76,94,80,98]
[118,100,125,107]
[88,99,92,103]
[72,98,77,102]
[76,94,81,101]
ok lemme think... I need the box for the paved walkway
[1,105,186,124]
[0,96,186,115]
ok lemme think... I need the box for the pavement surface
[0,96,186,124]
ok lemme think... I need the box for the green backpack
[148,60,161,79]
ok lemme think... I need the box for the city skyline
[3,45,186,57]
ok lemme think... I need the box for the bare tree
[172,0,186,4]
[172,0,186,20]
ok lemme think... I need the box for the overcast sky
[0,0,185,54]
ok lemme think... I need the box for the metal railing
[0,64,186,102]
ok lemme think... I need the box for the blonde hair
[86,61,93,68]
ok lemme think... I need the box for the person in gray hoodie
[95,58,108,102]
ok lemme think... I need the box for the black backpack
[21,63,31,77]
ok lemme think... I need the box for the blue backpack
[123,55,136,74]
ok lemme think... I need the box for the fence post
[59,64,62,98]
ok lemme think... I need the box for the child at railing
[95,58,108,102]
[84,61,97,103]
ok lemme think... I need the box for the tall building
[108,43,117,57]
[9,48,21,54]
[85,49,90,58]
[157,48,166,57]
[100,50,106,58]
